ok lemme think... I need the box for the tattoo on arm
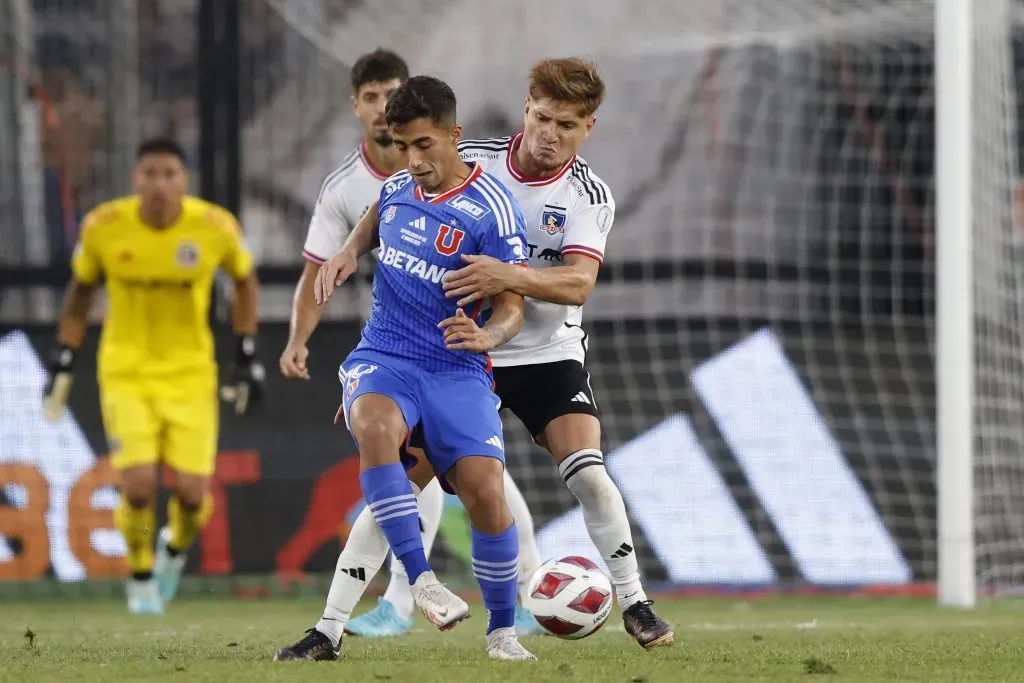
[482,291,525,349]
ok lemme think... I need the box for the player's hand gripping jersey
[353,164,528,381]
[458,134,614,366]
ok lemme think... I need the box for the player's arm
[56,278,98,350]
[444,200,612,307]
[232,271,259,337]
[282,184,353,378]
[280,262,324,379]
[43,218,102,422]
[446,253,598,307]
[482,290,526,348]
[440,204,529,352]
[440,291,525,353]
[508,253,599,306]
[220,215,265,415]
[315,200,380,304]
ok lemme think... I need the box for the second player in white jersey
[456,133,614,366]
[301,142,391,267]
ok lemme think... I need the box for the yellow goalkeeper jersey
[71,195,254,397]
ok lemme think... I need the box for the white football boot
[486,627,538,661]
[410,571,470,630]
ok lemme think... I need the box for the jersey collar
[414,162,483,203]
[505,132,575,186]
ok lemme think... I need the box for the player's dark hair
[529,57,606,117]
[350,48,409,92]
[136,137,187,163]
[384,75,457,129]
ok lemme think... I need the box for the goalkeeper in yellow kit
[42,137,264,615]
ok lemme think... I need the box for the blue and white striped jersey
[354,163,529,381]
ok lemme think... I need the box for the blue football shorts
[338,350,505,492]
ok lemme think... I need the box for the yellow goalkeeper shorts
[101,385,219,476]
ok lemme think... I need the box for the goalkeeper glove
[220,335,265,416]
[42,344,76,423]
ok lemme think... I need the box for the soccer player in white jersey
[276,49,541,652]
[277,58,674,661]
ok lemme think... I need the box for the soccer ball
[523,556,614,639]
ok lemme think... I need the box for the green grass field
[2,595,1024,682]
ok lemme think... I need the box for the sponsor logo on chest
[447,195,490,220]
[379,242,450,284]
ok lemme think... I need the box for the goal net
[3,0,1024,600]
[233,0,1024,594]
[401,0,1024,595]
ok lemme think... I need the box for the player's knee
[173,488,204,511]
[119,467,157,508]
[352,416,405,463]
[173,473,208,509]
[460,472,507,520]
[123,491,153,509]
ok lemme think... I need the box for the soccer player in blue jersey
[275,76,537,662]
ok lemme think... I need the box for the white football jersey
[459,134,614,367]
[302,142,390,265]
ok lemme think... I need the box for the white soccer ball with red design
[523,556,614,639]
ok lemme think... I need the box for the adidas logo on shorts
[486,435,503,450]
[571,392,591,404]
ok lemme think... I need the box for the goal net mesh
[3,0,1024,596]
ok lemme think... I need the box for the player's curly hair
[384,75,457,128]
[529,57,606,117]
[350,48,409,92]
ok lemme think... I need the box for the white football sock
[558,449,647,610]
[384,479,444,620]
[316,502,391,646]
[502,469,542,603]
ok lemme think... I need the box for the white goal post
[935,0,977,610]
[937,0,1021,608]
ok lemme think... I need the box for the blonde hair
[528,57,606,117]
